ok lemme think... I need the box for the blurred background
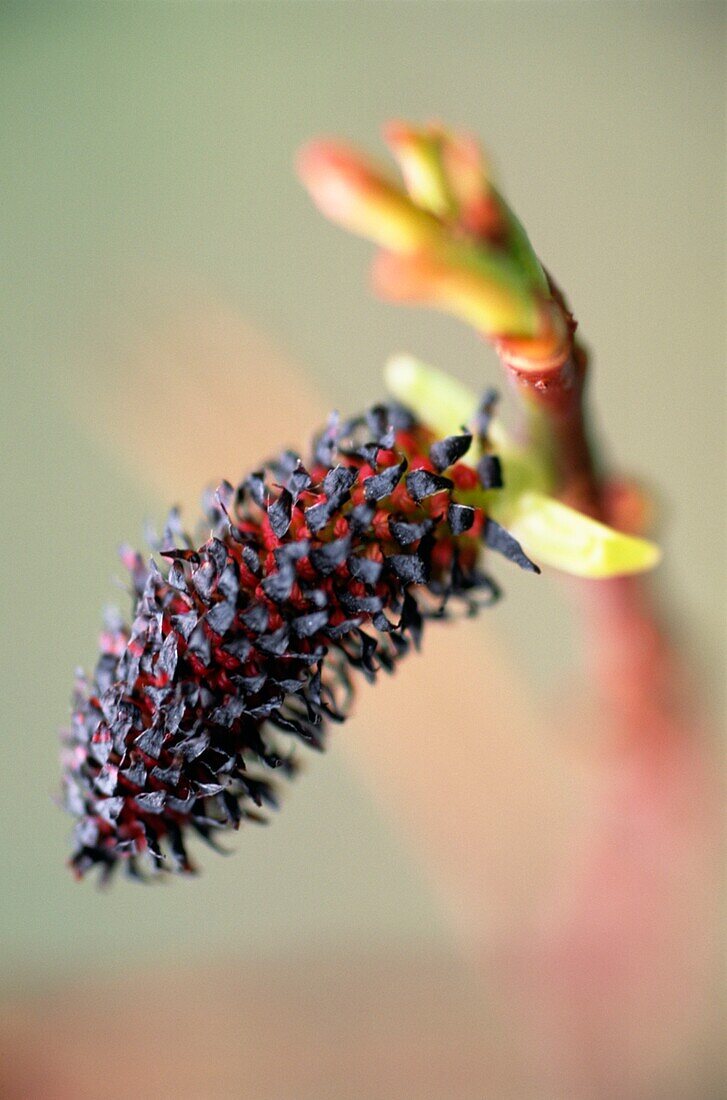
[0,3,723,1098]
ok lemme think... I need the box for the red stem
[498,275,603,517]
[496,277,693,733]
[508,343,601,516]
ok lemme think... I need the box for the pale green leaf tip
[384,353,478,437]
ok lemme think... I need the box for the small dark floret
[61,397,536,881]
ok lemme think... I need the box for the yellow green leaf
[384,355,662,579]
[497,492,662,578]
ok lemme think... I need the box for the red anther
[373,510,392,540]
[450,464,479,490]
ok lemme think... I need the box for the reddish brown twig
[497,273,601,518]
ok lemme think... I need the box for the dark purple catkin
[61,399,536,881]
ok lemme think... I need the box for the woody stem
[499,276,602,518]
[497,279,682,728]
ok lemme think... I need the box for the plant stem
[495,275,695,735]
[498,275,603,518]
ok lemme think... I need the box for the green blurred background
[0,3,723,1091]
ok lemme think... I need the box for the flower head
[62,395,536,881]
